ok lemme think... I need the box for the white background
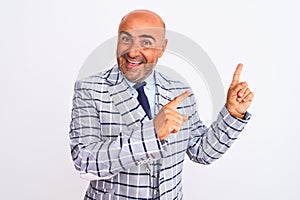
[1,0,299,199]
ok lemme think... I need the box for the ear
[158,39,168,58]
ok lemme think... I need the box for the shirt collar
[124,71,155,90]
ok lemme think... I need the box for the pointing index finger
[167,90,191,109]
[231,63,243,87]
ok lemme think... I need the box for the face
[117,11,167,83]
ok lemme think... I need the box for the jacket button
[146,168,151,174]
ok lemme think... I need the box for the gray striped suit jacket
[69,65,250,200]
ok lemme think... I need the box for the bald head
[116,9,168,83]
[118,9,165,35]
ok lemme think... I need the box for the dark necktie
[134,81,152,119]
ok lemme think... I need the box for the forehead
[119,27,165,38]
[118,11,165,38]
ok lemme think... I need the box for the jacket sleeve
[69,81,167,180]
[186,93,251,164]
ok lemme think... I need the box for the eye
[142,40,152,47]
[121,36,131,43]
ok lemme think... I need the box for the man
[69,9,254,200]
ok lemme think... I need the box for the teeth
[127,59,142,64]
[129,61,141,64]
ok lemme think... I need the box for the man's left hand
[226,63,254,119]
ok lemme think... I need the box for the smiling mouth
[126,59,144,69]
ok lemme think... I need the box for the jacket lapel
[106,66,149,129]
[105,67,179,129]
[154,71,176,116]
[154,71,190,145]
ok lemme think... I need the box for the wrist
[226,105,245,119]
[230,111,245,119]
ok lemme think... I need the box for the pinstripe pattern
[69,65,251,199]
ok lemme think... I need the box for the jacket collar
[106,65,176,129]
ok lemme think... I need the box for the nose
[127,41,141,58]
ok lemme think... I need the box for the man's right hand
[154,90,191,141]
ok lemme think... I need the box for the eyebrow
[139,34,156,42]
[119,31,156,42]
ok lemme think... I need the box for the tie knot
[136,86,145,95]
[134,81,147,94]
